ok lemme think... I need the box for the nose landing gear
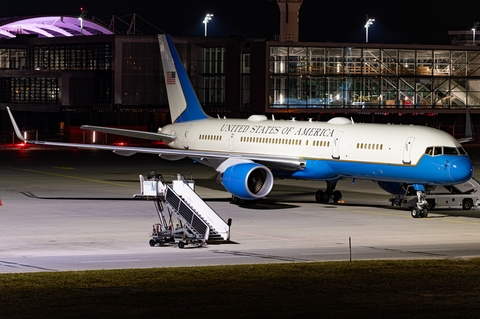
[410,185,428,218]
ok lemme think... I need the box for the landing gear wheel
[463,198,473,210]
[323,191,331,204]
[315,190,324,203]
[333,190,342,203]
[178,241,185,249]
[231,196,244,205]
[231,196,257,206]
[411,207,421,218]
[426,199,435,211]
[149,239,156,247]
[420,208,428,218]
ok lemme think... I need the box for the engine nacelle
[221,163,274,200]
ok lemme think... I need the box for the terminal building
[1,12,480,143]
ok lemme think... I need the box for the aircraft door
[229,133,235,151]
[402,137,415,164]
[332,131,344,159]
[183,125,192,149]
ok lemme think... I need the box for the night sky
[3,0,480,44]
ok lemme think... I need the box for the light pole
[78,7,87,35]
[472,22,479,45]
[364,17,374,43]
[203,14,213,37]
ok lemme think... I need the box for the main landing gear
[410,184,429,218]
[315,181,342,204]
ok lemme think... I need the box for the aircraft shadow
[21,190,480,218]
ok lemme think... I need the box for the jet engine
[221,163,274,200]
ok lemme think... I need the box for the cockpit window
[443,147,458,155]
[425,146,465,156]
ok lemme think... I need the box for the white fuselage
[162,116,461,168]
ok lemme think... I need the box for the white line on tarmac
[193,256,241,259]
[81,259,141,263]
[301,252,348,256]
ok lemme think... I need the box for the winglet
[6,106,27,142]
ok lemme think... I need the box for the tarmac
[1,146,480,273]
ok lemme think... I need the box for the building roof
[0,16,113,38]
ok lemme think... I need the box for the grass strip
[1,259,480,318]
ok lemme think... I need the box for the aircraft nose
[447,156,473,183]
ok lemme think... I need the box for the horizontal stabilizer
[81,125,176,142]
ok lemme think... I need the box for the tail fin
[458,107,475,144]
[158,34,209,124]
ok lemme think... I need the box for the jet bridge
[135,172,231,248]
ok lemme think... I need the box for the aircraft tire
[426,199,435,211]
[421,208,428,218]
[323,191,331,204]
[315,190,324,203]
[333,190,342,203]
[411,207,421,218]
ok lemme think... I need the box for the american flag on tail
[166,71,176,85]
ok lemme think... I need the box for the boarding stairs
[136,173,230,243]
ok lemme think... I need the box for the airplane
[6,34,475,218]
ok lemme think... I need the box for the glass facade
[241,53,250,108]
[269,46,480,109]
[31,43,111,71]
[0,48,26,69]
[122,42,161,105]
[0,43,113,105]
[0,77,58,104]
[202,47,225,107]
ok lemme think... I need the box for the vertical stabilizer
[458,107,475,143]
[158,34,209,124]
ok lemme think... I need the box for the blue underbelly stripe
[289,155,473,185]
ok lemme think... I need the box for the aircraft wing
[6,106,304,170]
[81,125,176,142]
